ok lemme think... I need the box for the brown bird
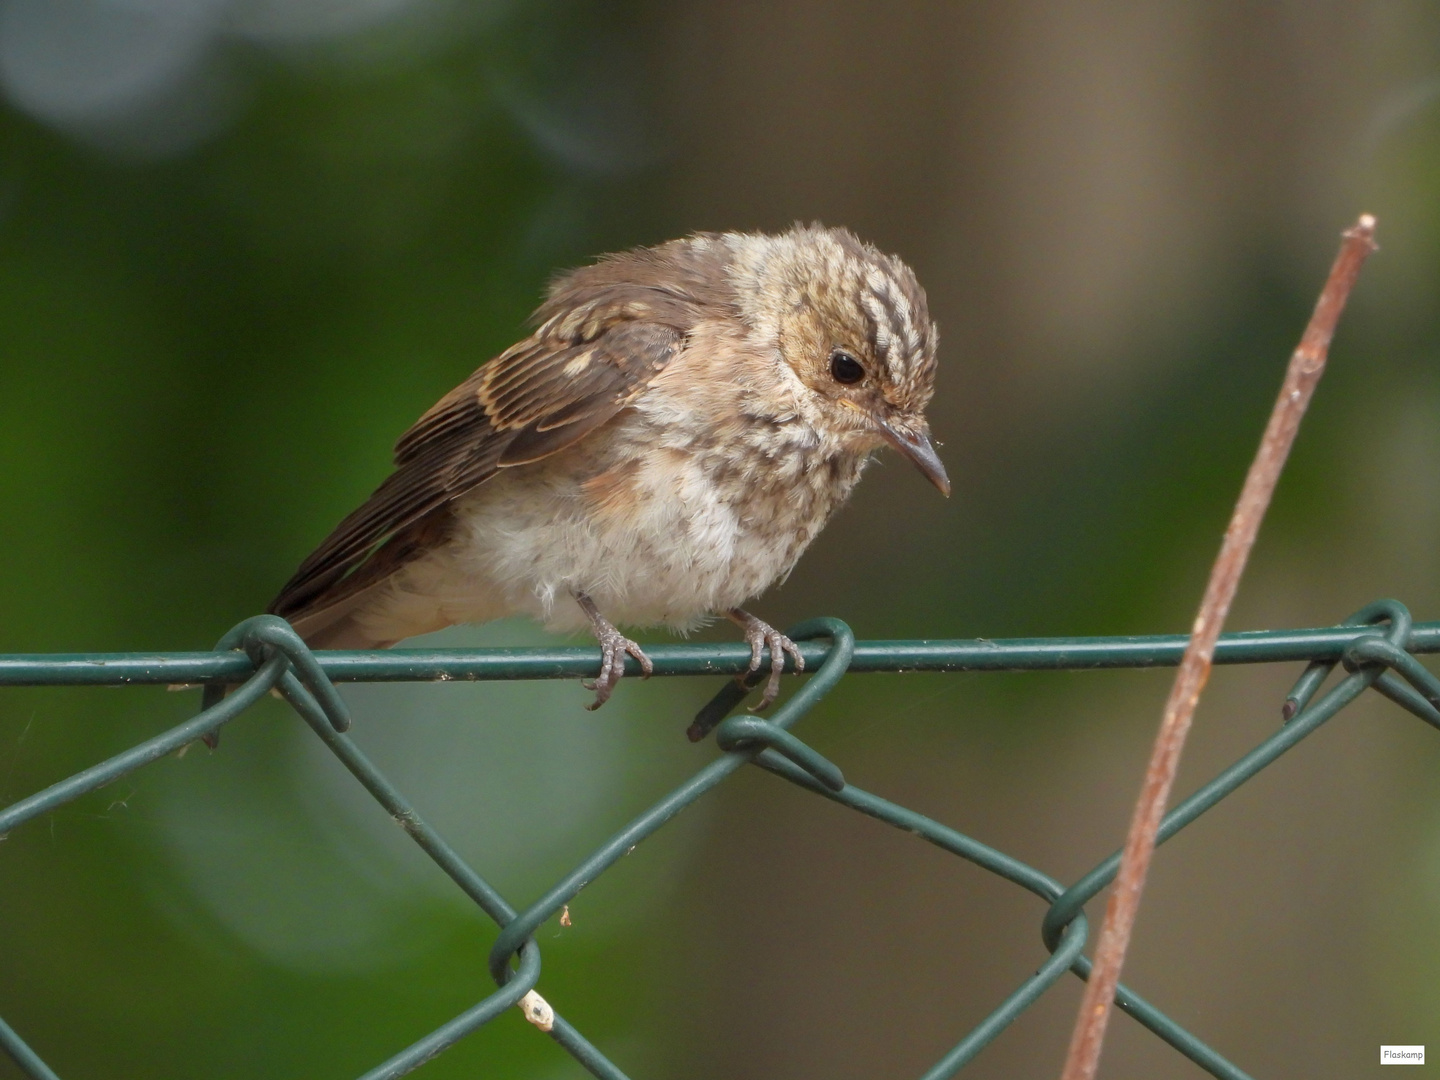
[268,224,948,709]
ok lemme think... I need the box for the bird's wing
[267,294,692,623]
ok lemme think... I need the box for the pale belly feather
[358,404,871,640]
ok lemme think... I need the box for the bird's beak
[874,415,951,497]
[838,399,950,496]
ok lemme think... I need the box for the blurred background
[1,1,1438,1077]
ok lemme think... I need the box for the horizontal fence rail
[6,621,1440,686]
[2,601,1437,1080]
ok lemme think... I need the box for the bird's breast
[448,396,870,631]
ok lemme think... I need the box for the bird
[267,224,948,711]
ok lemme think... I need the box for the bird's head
[727,224,948,496]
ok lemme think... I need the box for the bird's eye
[829,349,865,384]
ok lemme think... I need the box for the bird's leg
[725,608,805,711]
[575,592,653,710]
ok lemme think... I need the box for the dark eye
[829,349,865,384]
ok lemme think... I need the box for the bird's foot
[727,608,805,711]
[575,593,653,710]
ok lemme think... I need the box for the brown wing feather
[268,281,705,624]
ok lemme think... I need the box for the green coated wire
[1,603,1436,1080]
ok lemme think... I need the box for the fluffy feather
[268,224,942,657]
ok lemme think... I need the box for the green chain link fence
[2,598,1437,1079]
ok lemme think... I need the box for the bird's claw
[730,610,804,711]
[575,591,652,710]
[582,624,653,711]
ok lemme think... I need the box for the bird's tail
[268,505,458,652]
[285,584,401,650]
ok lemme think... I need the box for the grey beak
[875,418,951,497]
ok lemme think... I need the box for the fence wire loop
[687,616,853,742]
[2,601,1437,1080]
[715,714,846,791]
[200,614,352,737]
[1283,598,1409,720]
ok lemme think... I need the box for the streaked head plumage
[721,223,947,494]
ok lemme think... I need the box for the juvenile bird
[268,224,948,709]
